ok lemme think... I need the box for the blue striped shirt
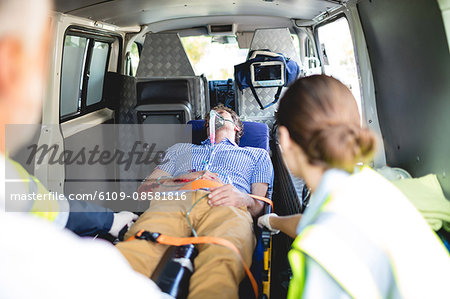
[157,138,273,197]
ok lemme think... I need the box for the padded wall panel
[104,72,137,124]
[239,88,279,126]
[358,0,450,196]
[104,72,141,196]
[136,33,195,77]
[249,28,301,65]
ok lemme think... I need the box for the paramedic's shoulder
[0,212,170,299]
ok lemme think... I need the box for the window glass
[129,42,140,76]
[182,35,300,80]
[181,36,248,80]
[60,36,87,116]
[86,41,109,106]
[317,17,362,116]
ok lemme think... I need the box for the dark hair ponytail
[277,75,376,172]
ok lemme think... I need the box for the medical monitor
[250,61,285,88]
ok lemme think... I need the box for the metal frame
[36,13,126,194]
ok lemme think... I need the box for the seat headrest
[136,79,190,106]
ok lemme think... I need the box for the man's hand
[208,184,250,208]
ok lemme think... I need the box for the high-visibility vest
[288,221,383,299]
[5,158,68,227]
[287,167,450,299]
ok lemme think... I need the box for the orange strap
[178,179,274,211]
[179,179,223,191]
[127,231,258,298]
[249,194,273,211]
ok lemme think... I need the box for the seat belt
[249,84,283,110]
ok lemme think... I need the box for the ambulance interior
[20,0,450,297]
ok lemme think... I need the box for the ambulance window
[60,30,115,122]
[316,17,362,116]
[181,36,248,80]
[86,41,110,106]
[60,35,87,116]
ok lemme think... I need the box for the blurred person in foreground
[0,0,168,298]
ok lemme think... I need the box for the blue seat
[188,119,271,298]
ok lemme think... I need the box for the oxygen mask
[208,110,236,146]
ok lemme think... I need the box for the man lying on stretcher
[116,105,273,299]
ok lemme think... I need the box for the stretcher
[121,117,274,298]
[129,178,273,299]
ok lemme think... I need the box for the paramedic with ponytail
[257,75,449,299]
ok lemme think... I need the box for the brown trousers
[116,190,255,299]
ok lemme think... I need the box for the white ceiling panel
[54,0,342,28]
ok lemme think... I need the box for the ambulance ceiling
[54,0,344,28]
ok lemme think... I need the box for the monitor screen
[254,64,282,81]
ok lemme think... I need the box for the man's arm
[139,170,223,193]
[208,149,273,218]
[137,168,171,193]
[145,168,171,180]
[207,182,268,218]
[249,182,269,216]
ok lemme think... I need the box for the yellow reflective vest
[4,158,68,227]
[288,167,450,299]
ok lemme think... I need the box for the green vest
[7,159,61,223]
[287,167,450,299]
[287,222,382,299]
